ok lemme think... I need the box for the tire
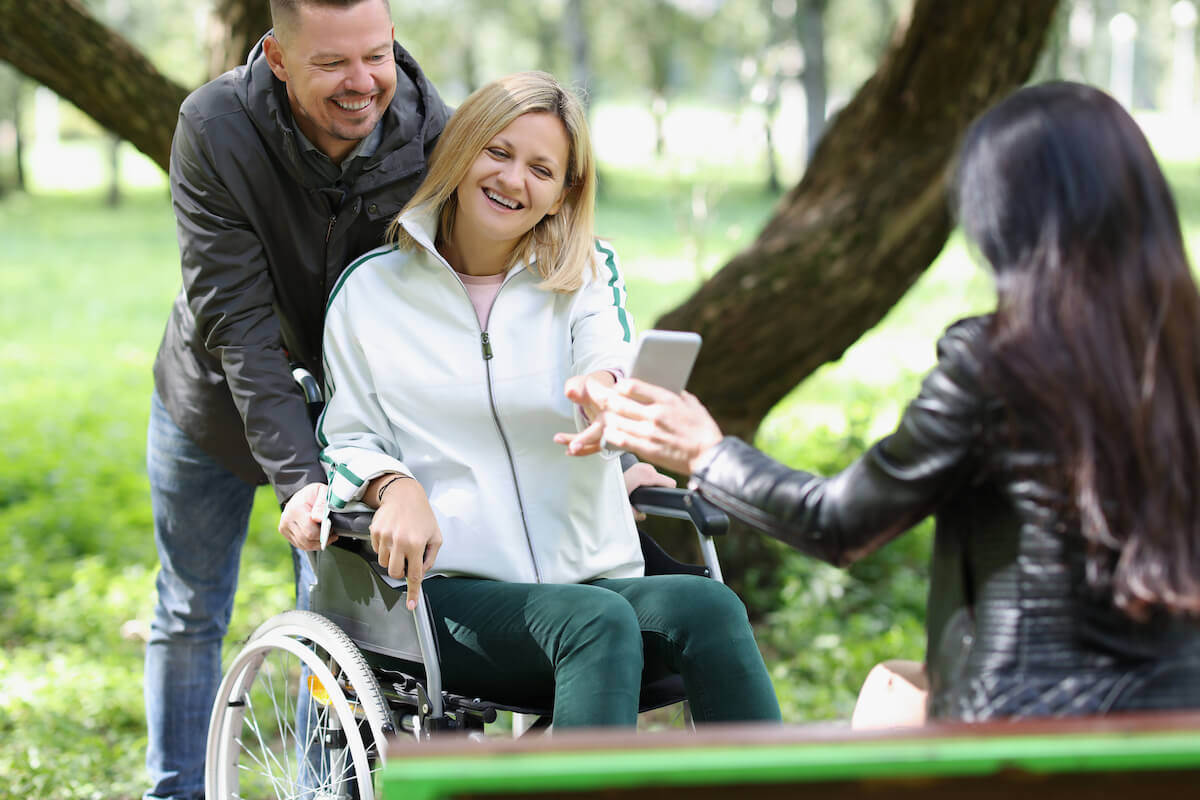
[206,610,393,800]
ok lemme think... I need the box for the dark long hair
[953,81,1200,618]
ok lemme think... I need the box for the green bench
[383,711,1200,799]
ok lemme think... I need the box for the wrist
[375,474,413,506]
[686,436,724,477]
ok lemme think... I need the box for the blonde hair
[387,71,597,293]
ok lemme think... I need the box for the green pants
[418,574,781,728]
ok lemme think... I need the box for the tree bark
[207,0,275,79]
[0,0,187,173]
[657,0,1060,444]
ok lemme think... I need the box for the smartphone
[628,330,702,394]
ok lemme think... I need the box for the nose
[342,61,373,95]
[495,160,521,189]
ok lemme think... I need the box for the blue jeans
[143,392,256,800]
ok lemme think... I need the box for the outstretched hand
[555,378,724,476]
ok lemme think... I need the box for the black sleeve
[170,105,324,504]
[689,318,990,566]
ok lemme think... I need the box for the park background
[3,0,1200,797]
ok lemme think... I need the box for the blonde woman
[312,71,781,727]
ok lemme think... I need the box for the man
[144,1,449,797]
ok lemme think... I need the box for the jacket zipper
[325,214,336,243]
[478,328,544,583]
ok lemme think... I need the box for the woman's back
[921,317,1200,719]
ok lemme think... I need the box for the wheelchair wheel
[206,610,393,800]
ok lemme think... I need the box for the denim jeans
[144,392,257,800]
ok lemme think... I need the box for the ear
[262,34,290,82]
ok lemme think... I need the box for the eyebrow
[309,41,393,61]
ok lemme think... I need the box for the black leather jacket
[691,316,1200,720]
[153,38,450,504]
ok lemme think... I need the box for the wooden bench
[383,711,1200,799]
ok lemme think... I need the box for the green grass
[3,143,1199,798]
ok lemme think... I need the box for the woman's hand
[622,460,676,520]
[367,475,443,610]
[558,378,724,475]
[557,370,618,456]
[279,482,335,551]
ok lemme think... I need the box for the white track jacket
[317,210,644,584]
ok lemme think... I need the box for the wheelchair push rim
[206,610,393,800]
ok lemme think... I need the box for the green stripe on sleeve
[594,240,631,343]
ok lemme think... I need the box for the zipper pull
[325,215,336,242]
[481,332,493,360]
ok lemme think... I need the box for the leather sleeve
[170,106,325,504]
[689,318,990,566]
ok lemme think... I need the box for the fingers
[561,419,605,456]
[279,482,327,550]
[616,377,680,404]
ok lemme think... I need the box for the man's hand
[368,476,443,610]
[279,482,334,551]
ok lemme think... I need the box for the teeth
[485,189,520,209]
[334,96,371,111]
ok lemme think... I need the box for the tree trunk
[207,0,275,78]
[798,0,829,160]
[0,0,186,173]
[563,0,593,114]
[657,0,1059,444]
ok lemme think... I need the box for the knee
[561,591,642,659]
[683,578,751,629]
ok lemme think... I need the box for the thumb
[310,485,328,524]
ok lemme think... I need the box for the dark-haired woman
[560,81,1200,724]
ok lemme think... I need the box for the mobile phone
[628,330,702,394]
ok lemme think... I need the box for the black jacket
[691,316,1200,719]
[153,38,450,504]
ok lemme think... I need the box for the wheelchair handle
[629,486,729,537]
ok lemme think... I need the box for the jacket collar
[397,205,533,281]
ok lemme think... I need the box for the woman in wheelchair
[308,70,781,728]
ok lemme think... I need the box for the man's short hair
[269,0,392,44]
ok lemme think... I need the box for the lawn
[2,135,1198,798]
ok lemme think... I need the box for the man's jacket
[154,37,450,504]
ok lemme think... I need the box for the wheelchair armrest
[629,487,729,537]
[328,511,374,539]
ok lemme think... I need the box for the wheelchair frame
[205,486,730,800]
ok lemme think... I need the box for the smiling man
[144,2,449,798]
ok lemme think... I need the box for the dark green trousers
[418,574,781,728]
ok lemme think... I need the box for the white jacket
[317,209,644,584]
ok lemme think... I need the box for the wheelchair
[204,480,731,800]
